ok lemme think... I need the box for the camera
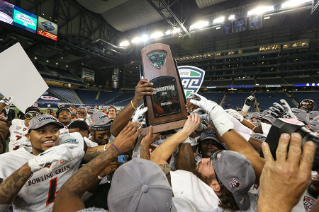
[264,118,319,170]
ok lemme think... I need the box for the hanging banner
[235,19,246,32]
[37,16,58,35]
[40,96,60,101]
[222,21,233,35]
[82,68,95,82]
[249,15,262,30]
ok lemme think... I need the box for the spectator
[108,106,117,120]
[1,103,15,122]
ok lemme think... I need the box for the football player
[56,106,72,137]
[0,114,115,211]
[8,106,40,151]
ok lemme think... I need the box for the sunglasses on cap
[24,111,40,120]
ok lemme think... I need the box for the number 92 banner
[178,66,205,99]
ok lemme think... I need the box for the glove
[28,143,77,172]
[132,105,148,123]
[245,95,255,106]
[0,97,13,106]
[189,93,218,114]
[280,99,297,119]
[225,109,244,122]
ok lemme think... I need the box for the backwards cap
[212,151,255,211]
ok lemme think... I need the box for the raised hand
[189,93,218,114]
[132,105,148,123]
[132,79,154,107]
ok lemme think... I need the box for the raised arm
[140,126,160,160]
[110,79,153,136]
[53,122,142,212]
[150,114,200,174]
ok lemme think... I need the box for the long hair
[191,169,240,211]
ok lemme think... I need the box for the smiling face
[108,108,117,119]
[200,139,223,158]
[26,123,60,155]
[58,110,71,126]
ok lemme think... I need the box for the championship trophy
[140,43,188,135]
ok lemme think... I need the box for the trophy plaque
[140,43,188,135]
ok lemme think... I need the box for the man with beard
[90,112,112,145]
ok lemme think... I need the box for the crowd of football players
[0,78,318,212]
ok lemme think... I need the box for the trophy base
[141,119,187,136]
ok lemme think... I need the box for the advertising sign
[13,6,37,33]
[0,0,14,24]
[82,68,95,82]
[178,66,205,99]
[37,16,58,35]
[37,28,57,41]
[40,96,60,101]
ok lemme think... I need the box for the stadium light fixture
[165,30,171,35]
[228,15,235,21]
[282,0,312,9]
[119,41,130,47]
[172,28,181,34]
[150,32,163,39]
[34,57,37,59]
[131,37,141,44]
[247,6,274,16]
[46,60,49,62]
[66,65,68,67]
[213,17,225,24]
[190,21,209,30]
[141,34,149,42]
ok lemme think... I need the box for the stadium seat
[255,92,295,111]
[49,86,82,104]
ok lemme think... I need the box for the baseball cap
[212,150,255,211]
[313,116,319,122]
[28,114,64,132]
[250,113,261,119]
[309,111,319,119]
[199,129,220,144]
[260,115,276,124]
[88,109,95,114]
[90,112,112,131]
[309,121,319,132]
[77,105,86,110]
[25,106,40,114]
[291,108,310,125]
[108,158,176,212]
[56,107,71,118]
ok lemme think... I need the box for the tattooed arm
[82,146,105,162]
[53,122,142,212]
[175,143,196,171]
[0,163,32,205]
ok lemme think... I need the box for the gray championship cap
[90,112,112,131]
[309,121,319,132]
[199,129,220,144]
[28,114,64,132]
[88,109,95,114]
[250,133,267,142]
[77,105,86,110]
[250,113,261,119]
[260,115,276,124]
[212,151,256,211]
[108,158,176,212]
[291,108,310,125]
[309,111,319,119]
[313,116,319,122]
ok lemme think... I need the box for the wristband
[242,104,250,113]
[131,100,137,110]
[111,143,122,155]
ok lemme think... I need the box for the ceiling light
[46,60,49,62]
[150,32,163,39]
[190,21,209,30]
[61,57,63,59]
[165,30,171,35]
[213,17,225,24]
[131,37,141,44]
[216,27,221,30]
[264,16,270,19]
[66,65,68,67]
[282,0,311,9]
[34,57,37,59]
[228,15,235,21]
[56,63,58,65]
[172,28,181,34]
[119,41,129,47]
[141,34,149,41]
[248,6,274,16]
